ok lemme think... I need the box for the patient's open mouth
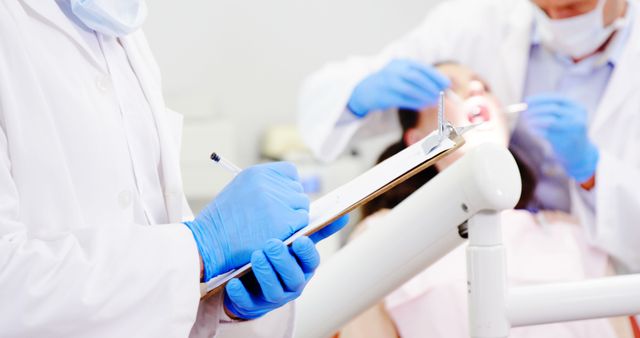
[467,103,490,123]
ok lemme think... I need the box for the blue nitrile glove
[224,236,321,320]
[347,59,450,117]
[521,94,599,183]
[309,214,349,243]
[224,215,348,319]
[184,162,310,282]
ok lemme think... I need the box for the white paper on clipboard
[203,131,457,294]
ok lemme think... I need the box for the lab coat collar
[119,33,187,223]
[605,0,636,66]
[19,0,105,71]
[499,0,533,105]
[591,1,640,134]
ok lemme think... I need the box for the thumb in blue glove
[184,162,310,282]
[348,59,450,117]
[521,94,599,183]
[309,214,349,243]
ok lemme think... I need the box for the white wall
[143,0,444,167]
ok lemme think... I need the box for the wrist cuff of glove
[183,221,223,282]
[223,287,265,320]
[570,147,600,183]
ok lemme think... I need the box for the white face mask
[533,0,626,59]
[70,0,148,37]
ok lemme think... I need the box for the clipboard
[201,128,465,299]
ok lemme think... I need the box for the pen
[210,152,243,175]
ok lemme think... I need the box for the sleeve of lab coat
[193,302,295,338]
[297,0,484,161]
[0,127,202,337]
[127,33,292,338]
[573,150,640,273]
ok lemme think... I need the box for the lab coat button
[96,75,111,92]
[118,190,132,208]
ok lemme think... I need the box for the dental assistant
[0,1,346,337]
[299,0,640,272]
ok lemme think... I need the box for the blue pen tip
[211,152,220,162]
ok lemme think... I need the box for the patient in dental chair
[337,62,632,338]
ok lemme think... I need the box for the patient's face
[405,63,509,170]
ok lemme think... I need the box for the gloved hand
[309,214,349,243]
[184,162,310,282]
[347,59,450,117]
[521,94,599,183]
[223,236,321,320]
[224,215,348,319]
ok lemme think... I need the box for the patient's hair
[361,109,537,218]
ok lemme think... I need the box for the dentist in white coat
[299,0,640,273]
[0,1,347,337]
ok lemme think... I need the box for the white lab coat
[0,1,293,337]
[299,0,640,272]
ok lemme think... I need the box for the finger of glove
[524,98,563,113]
[374,90,423,112]
[394,95,432,111]
[406,62,451,89]
[544,115,585,134]
[366,76,428,110]
[390,59,449,87]
[390,81,440,110]
[309,214,350,243]
[251,249,285,303]
[522,102,566,121]
[272,179,311,211]
[523,115,558,135]
[279,208,309,237]
[387,59,419,73]
[524,106,581,132]
[272,176,304,194]
[225,278,260,318]
[263,239,306,292]
[261,161,300,181]
[291,236,321,277]
[401,70,446,99]
[554,104,588,124]
[277,189,310,212]
[525,93,572,107]
[527,95,587,121]
[263,172,308,209]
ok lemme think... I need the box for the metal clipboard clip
[421,91,483,155]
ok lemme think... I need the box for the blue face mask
[70,0,148,37]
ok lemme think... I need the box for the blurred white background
[143,0,444,208]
